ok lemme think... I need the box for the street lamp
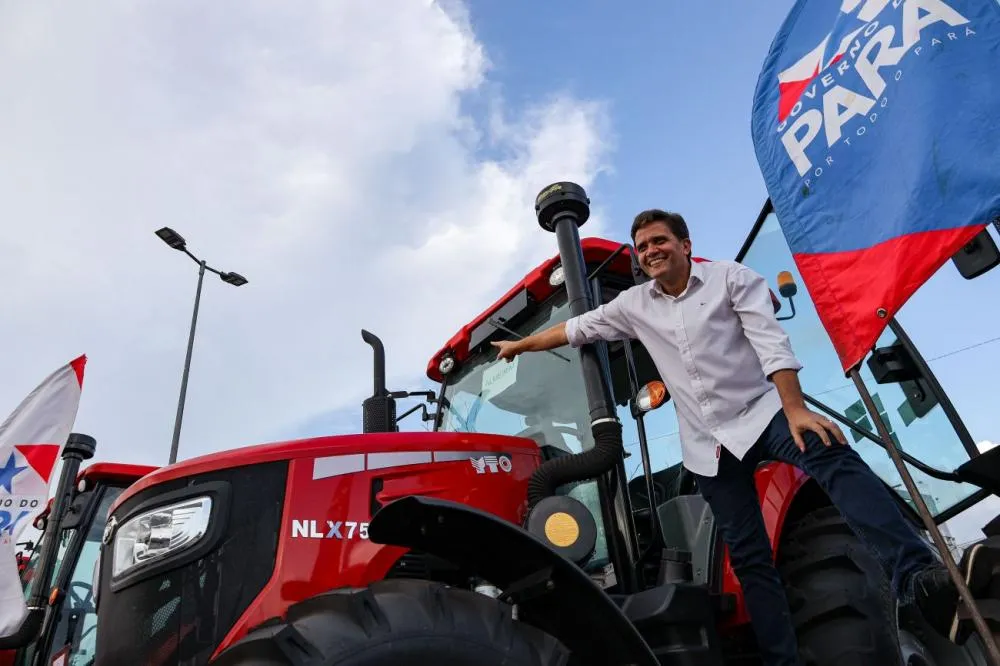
[155,226,248,465]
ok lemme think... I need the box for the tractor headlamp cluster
[548,264,565,286]
[112,496,213,578]
[438,355,455,376]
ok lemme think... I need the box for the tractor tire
[212,578,570,666]
[777,505,904,666]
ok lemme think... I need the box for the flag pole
[849,368,1000,663]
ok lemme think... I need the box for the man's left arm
[728,264,847,451]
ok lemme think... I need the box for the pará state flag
[0,356,86,638]
[751,0,1000,372]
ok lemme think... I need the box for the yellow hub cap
[544,512,580,548]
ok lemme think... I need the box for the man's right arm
[492,292,636,362]
[492,322,569,361]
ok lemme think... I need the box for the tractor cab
[3,463,155,666]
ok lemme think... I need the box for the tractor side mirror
[867,339,940,422]
[950,226,1000,279]
[60,491,93,531]
[774,271,798,321]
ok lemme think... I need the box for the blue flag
[751,0,1000,371]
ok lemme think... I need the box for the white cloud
[0,1,612,466]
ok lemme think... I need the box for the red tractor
[40,184,997,665]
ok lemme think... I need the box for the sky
[0,2,997,540]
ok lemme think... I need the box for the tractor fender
[368,495,658,666]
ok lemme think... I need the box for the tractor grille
[95,461,287,666]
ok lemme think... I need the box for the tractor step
[611,583,724,665]
[952,536,1000,643]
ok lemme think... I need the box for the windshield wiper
[438,395,474,432]
[487,317,572,362]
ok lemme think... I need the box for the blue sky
[464,0,796,261]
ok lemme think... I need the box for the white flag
[0,356,86,638]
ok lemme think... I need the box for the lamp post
[155,227,248,465]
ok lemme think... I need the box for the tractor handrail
[802,394,961,482]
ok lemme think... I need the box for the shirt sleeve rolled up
[728,264,803,379]
[565,292,637,348]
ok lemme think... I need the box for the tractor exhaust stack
[526,182,624,506]
[361,329,397,433]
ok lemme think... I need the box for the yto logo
[775,0,973,179]
[470,455,513,475]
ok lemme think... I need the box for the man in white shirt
[492,209,979,666]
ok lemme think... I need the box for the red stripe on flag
[793,224,987,372]
[778,73,816,123]
[70,355,87,388]
[14,443,61,484]
[776,54,843,123]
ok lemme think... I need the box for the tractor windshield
[439,290,591,453]
[438,287,612,566]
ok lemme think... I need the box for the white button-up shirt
[564,258,802,476]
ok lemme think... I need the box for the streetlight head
[220,271,248,287]
[155,227,186,250]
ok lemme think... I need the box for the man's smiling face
[634,220,692,283]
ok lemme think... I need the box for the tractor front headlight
[112,496,212,578]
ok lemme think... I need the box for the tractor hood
[110,431,541,517]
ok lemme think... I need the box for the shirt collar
[647,258,703,298]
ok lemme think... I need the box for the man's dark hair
[630,209,689,243]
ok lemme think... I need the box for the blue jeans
[692,408,938,666]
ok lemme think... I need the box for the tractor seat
[628,462,699,515]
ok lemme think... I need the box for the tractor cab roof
[29,462,156,523]
[426,237,635,383]
[80,462,158,487]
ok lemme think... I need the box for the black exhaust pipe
[0,433,95,650]
[527,182,623,508]
[361,329,397,433]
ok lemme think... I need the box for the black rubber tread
[777,505,903,666]
[213,578,570,666]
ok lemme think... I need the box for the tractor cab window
[38,486,124,666]
[438,288,611,568]
[13,523,80,666]
[18,542,42,596]
[739,210,982,529]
